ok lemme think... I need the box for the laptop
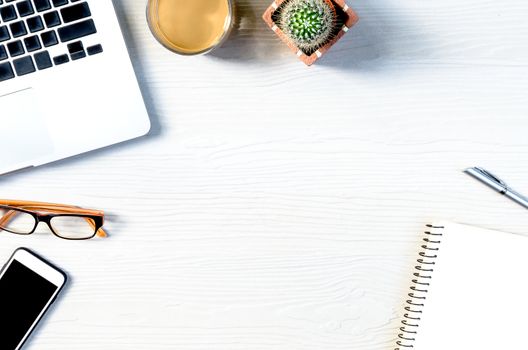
[0,0,151,175]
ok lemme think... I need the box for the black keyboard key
[17,0,35,17]
[33,0,51,12]
[0,26,10,42]
[41,30,58,46]
[70,49,85,60]
[0,61,15,81]
[61,2,90,23]
[34,50,52,69]
[58,18,95,42]
[53,53,68,65]
[43,10,61,27]
[1,5,17,22]
[27,15,44,32]
[13,55,36,76]
[24,35,41,51]
[52,0,68,6]
[0,45,7,60]
[86,43,102,56]
[67,40,85,60]
[10,21,27,38]
[7,40,24,57]
[67,39,82,53]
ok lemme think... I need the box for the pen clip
[474,167,508,190]
[466,167,528,208]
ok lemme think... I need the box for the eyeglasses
[0,200,107,240]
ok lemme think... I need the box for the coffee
[147,0,233,55]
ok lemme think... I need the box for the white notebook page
[413,223,528,349]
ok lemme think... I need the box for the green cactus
[278,0,336,52]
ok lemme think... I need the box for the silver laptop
[0,0,150,175]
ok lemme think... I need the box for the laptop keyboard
[0,0,103,83]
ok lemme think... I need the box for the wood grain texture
[1,0,528,349]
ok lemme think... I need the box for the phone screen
[0,259,59,349]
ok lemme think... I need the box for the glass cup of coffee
[147,0,235,55]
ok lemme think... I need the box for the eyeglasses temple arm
[0,210,17,227]
[88,219,107,237]
[1,200,104,216]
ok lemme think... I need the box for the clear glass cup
[146,0,235,55]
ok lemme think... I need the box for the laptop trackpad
[1,88,54,167]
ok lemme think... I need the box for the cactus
[278,0,336,52]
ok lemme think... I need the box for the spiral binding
[395,224,444,350]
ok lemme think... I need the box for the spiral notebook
[396,222,528,349]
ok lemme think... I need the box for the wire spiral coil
[395,224,444,350]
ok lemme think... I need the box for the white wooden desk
[1,0,528,349]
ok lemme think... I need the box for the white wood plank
[1,0,527,349]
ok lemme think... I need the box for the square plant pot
[263,0,359,65]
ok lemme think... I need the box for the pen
[464,167,528,209]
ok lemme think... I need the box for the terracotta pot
[263,0,359,65]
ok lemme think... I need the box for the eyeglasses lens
[50,216,97,240]
[0,208,36,234]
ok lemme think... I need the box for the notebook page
[413,223,528,349]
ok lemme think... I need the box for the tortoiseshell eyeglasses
[0,200,107,240]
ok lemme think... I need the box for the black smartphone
[0,248,67,350]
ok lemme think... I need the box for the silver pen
[465,167,528,209]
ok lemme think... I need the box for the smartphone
[0,248,67,350]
